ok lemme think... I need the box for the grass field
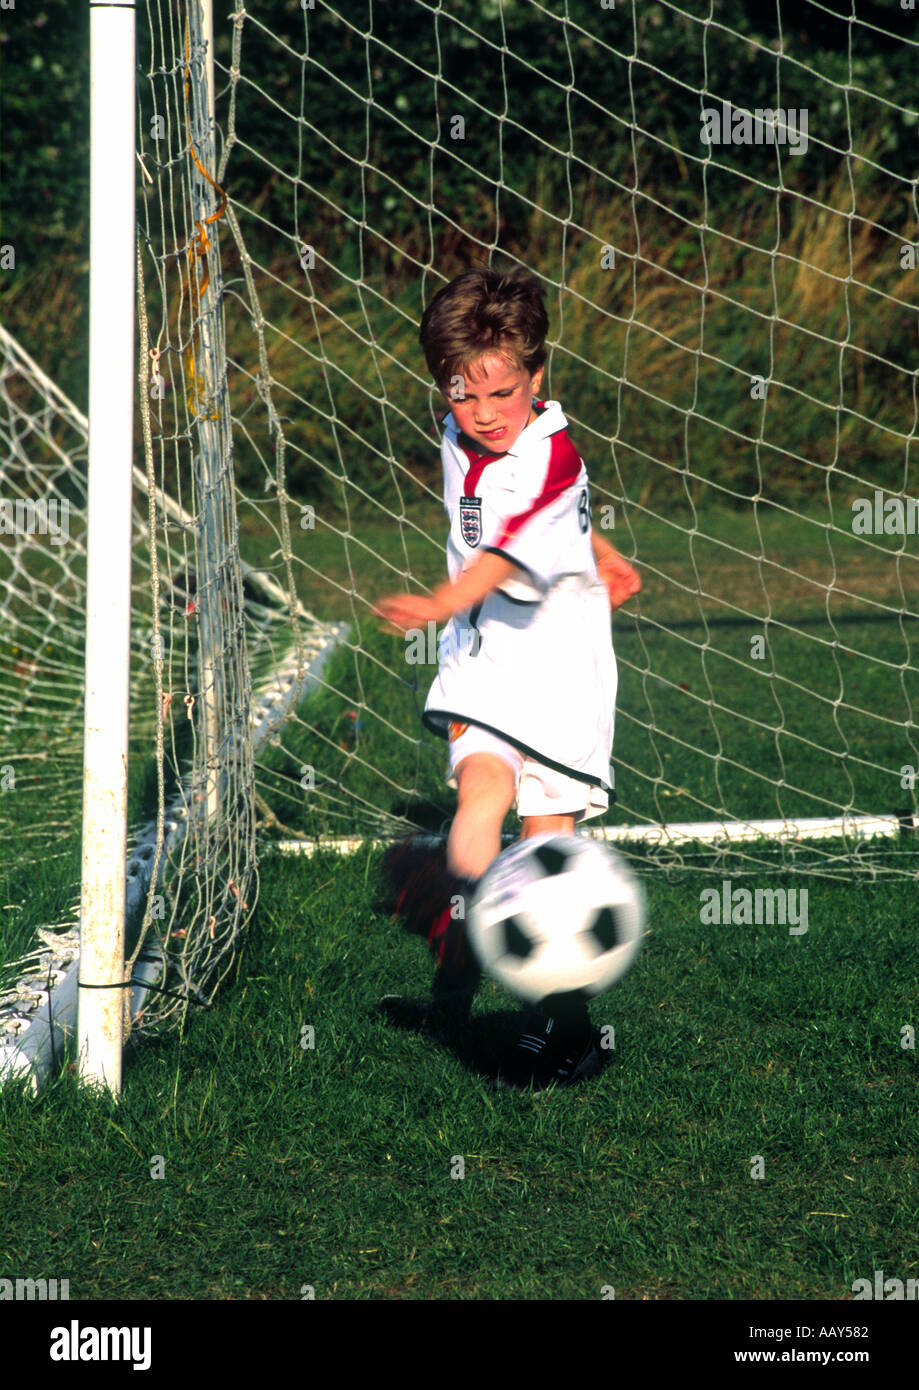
[2,500,918,1300]
[1,844,917,1300]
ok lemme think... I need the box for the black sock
[538,991,591,1030]
[431,873,481,985]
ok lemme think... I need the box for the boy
[374,266,640,1090]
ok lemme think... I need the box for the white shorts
[445,721,609,823]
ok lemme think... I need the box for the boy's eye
[454,386,515,403]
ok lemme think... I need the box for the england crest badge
[459,495,482,547]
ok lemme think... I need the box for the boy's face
[445,353,545,454]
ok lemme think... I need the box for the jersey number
[577,488,590,534]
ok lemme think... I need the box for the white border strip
[266,812,918,858]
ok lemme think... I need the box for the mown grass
[1,847,916,1300]
[6,491,915,1300]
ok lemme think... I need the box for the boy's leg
[380,749,517,1033]
[428,751,516,989]
[449,753,517,878]
[519,812,576,840]
[499,792,601,1089]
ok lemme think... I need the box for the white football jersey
[422,399,617,793]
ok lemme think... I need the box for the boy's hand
[375,552,519,635]
[592,534,641,611]
[373,593,446,635]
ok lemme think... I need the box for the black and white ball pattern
[467,833,644,1007]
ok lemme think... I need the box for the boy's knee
[455,752,516,812]
[449,754,516,880]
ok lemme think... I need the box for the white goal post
[76,0,139,1093]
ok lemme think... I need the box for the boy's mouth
[478,426,506,441]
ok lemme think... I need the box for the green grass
[2,847,916,1299]
[247,501,919,854]
[2,500,916,1300]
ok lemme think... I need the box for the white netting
[188,0,918,877]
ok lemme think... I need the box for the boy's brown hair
[419,266,549,395]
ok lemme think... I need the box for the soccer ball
[466,833,644,1008]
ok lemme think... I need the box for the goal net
[190,0,918,879]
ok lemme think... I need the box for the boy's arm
[374,550,518,634]
[591,529,641,610]
[375,532,641,632]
